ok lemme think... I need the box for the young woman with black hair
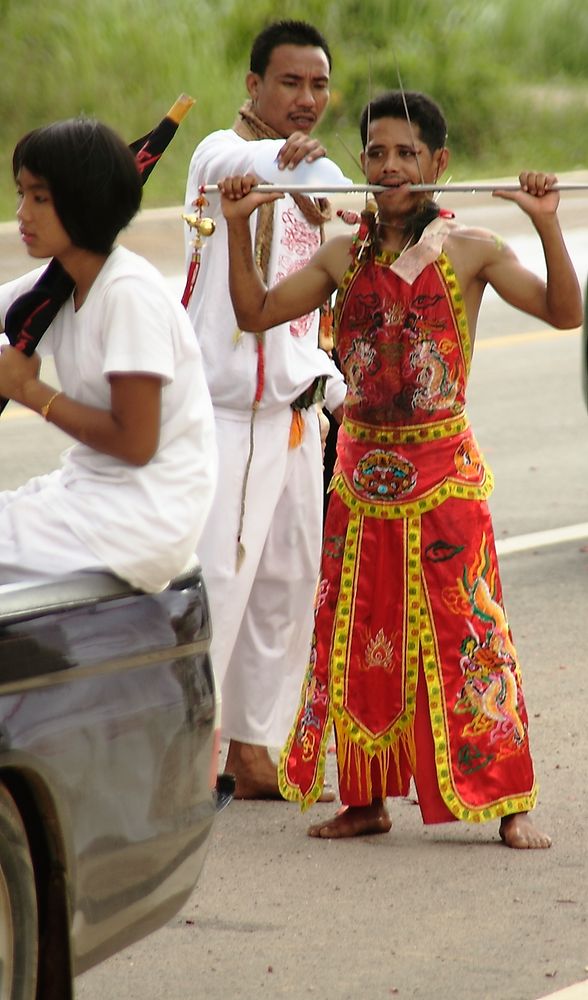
[0,118,217,591]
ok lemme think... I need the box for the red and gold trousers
[279,415,537,822]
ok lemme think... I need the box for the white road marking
[476,327,580,350]
[536,981,588,1000]
[496,523,588,555]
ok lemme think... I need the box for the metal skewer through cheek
[201,182,588,195]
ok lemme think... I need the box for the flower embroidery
[362,627,395,672]
[274,208,321,337]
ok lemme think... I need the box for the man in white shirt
[184,19,344,798]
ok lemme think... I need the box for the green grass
[0,0,587,220]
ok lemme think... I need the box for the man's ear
[246,71,261,101]
[434,147,450,181]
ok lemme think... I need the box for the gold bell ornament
[181,196,216,309]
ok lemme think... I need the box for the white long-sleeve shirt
[184,129,346,414]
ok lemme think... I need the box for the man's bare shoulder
[318,234,355,284]
[446,223,514,255]
[445,223,516,276]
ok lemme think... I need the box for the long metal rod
[201,182,588,195]
[408,182,588,192]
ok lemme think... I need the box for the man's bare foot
[308,799,392,838]
[499,812,552,849]
[225,739,335,801]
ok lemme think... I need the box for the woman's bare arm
[0,346,162,466]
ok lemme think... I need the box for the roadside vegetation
[0,0,587,219]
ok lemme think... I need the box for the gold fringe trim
[334,717,417,804]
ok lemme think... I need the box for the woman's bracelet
[40,390,62,422]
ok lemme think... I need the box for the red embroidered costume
[279,231,537,824]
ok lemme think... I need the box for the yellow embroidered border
[334,466,495,521]
[330,514,418,755]
[333,252,363,344]
[277,692,334,810]
[343,412,468,445]
[405,515,421,707]
[436,253,472,374]
[419,576,538,822]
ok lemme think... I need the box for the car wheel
[0,784,38,1000]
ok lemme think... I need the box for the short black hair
[13,118,142,255]
[360,90,448,153]
[250,19,332,76]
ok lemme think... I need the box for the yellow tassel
[288,409,305,449]
[335,718,416,803]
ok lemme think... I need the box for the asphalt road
[1,191,587,1000]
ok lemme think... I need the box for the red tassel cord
[254,332,265,406]
[181,253,201,309]
[181,190,214,310]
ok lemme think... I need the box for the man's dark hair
[360,90,448,153]
[13,118,142,255]
[250,19,332,76]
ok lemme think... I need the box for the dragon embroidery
[341,337,380,399]
[444,535,527,748]
[408,336,459,412]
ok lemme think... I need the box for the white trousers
[0,472,104,586]
[197,405,323,746]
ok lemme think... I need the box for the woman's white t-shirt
[0,246,217,591]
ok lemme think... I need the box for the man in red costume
[218,90,582,847]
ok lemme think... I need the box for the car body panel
[0,562,219,977]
